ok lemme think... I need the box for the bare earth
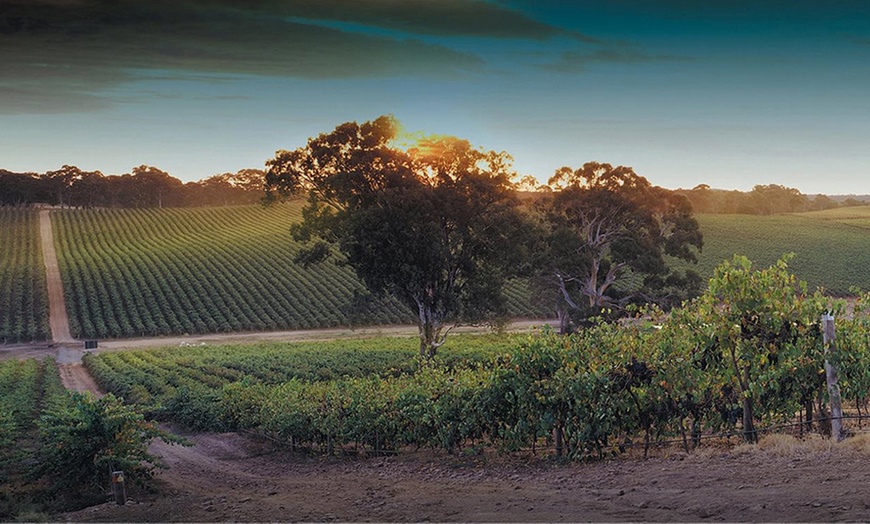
[38,209,74,343]
[54,362,870,523]
[58,428,870,523]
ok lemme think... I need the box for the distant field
[0,209,49,343]
[673,207,870,294]
[52,203,542,339]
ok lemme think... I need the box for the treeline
[676,183,867,214]
[0,165,264,208]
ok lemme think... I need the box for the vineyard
[0,208,50,343]
[7,203,870,344]
[83,334,510,429]
[0,358,66,517]
[82,257,870,459]
[50,203,544,340]
[672,208,870,294]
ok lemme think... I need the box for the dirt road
[0,320,553,363]
[38,209,74,344]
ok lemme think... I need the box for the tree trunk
[553,425,564,458]
[691,419,701,448]
[417,301,444,360]
[557,307,572,335]
[742,394,757,443]
[741,367,757,443]
[804,398,814,434]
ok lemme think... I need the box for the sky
[2,0,869,194]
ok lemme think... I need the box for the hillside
[0,209,50,343]
[671,207,870,294]
[50,203,543,339]
[6,203,870,344]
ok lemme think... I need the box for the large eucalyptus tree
[264,116,533,358]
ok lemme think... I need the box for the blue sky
[2,0,869,194]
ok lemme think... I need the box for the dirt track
[39,209,74,343]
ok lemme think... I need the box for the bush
[35,392,183,499]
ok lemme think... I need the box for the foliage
[0,208,50,343]
[35,392,181,498]
[681,255,832,442]
[265,116,536,357]
[83,334,512,425]
[0,166,265,208]
[676,183,855,215]
[532,162,703,331]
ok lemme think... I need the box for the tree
[264,116,532,358]
[534,162,702,332]
[128,165,184,208]
[42,165,81,208]
[749,184,808,215]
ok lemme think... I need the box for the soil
[56,428,870,523]
[38,209,74,343]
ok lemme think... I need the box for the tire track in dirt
[59,362,104,397]
[39,209,74,344]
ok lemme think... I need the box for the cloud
[1,1,506,114]
[219,0,597,42]
[540,47,694,73]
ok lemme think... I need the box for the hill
[6,203,870,343]
[50,203,542,339]
[0,209,49,343]
[670,207,870,294]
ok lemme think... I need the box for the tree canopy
[533,162,703,332]
[264,116,533,358]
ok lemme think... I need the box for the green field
[0,357,68,518]
[0,209,50,343]
[672,208,870,294]
[83,334,514,429]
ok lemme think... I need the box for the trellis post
[822,314,845,442]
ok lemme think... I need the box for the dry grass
[727,432,870,458]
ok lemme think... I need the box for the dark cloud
[1,0,505,114]
[541,47,693,73]
[205,0,596,41]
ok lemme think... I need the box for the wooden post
[112,470,127,505]
[822,314,845,442]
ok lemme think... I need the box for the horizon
[2,1,869,195]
